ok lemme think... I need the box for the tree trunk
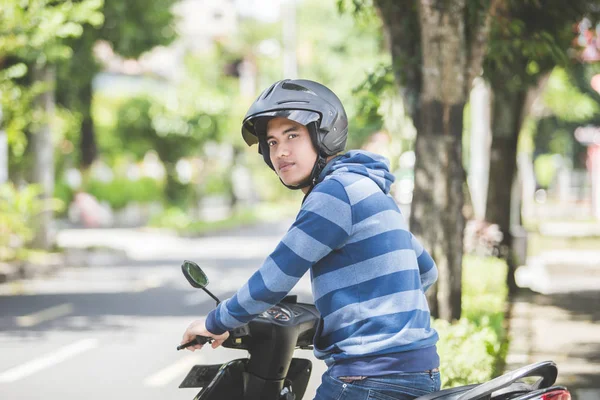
[375,0,498,321]
[32,64,56,250]
[485,87,526,294]
[80,81,97,169]
[411,103,466,322]
[409,1,471,322]
[373,1,421,119]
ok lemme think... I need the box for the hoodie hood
[317,150,395,195]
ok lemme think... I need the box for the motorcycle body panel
[180,358,312,400]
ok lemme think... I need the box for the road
[0,221,327,400]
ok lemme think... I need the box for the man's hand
[181,319,230,351]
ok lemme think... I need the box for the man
[181,79,441,400]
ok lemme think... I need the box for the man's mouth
[278,162,295,172]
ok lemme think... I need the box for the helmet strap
[279,152,327,191]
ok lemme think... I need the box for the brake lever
[177,335,214,351]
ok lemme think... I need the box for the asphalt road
[0,221,327,400]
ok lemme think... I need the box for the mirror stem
[202,287,221,305]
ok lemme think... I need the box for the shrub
[435,255,508,387]
[85,177,163,210]
[0,183,63,261]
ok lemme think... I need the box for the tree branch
[466,0,504,89]
[373,0,422,121]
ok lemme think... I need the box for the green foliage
[0,183,63,262]
[115,96,217,162]
[54,176,163,211]
[533,154,558,188]
[349,64,394,148]
[85,177,163,210]
[435,255,508,387]
[483,1,591,91]
[530,66,599,169]
[53,180,75,214]
[54,0,178,167]
[113,95,217,206]
[543,67,600,122]
[149,207,259,235]
[298,0,389,149]
[203,171,232,196]
[0,0,104,63]
[434,318,505,387]
[0,0,103,161]
[461,255,508,329]
[98,0,177,58]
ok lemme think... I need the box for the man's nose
[275,143,290,158]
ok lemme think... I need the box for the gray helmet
[241,79,348,170]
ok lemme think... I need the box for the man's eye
[268,141,276,147]
[288,133,298,139]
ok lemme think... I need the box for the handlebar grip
[176,335,214,351]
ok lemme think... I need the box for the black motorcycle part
[284,358,312,400]
[243,303,319,381]
[184,359,246,399]
[457,361,557,400]
[414,360,559,400]
[242,370,286,399]
[179,363,223,389]
[181,357,313,400]
[177,335,213,351]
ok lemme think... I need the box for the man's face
[266,117,317,187]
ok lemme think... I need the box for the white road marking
[16,303,74,327]
[0,338,98,383]
[133,274,166,292]
[144,354,199,387]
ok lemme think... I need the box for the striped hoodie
[206,150,439,375]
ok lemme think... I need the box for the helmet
[241,79,348,189]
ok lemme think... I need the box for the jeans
[313,369,441,400]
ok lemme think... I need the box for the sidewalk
[506,244,600,400]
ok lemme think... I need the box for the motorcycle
[176,260,572,400]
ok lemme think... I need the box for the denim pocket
[360,373,435,400]
[367,387,427,400]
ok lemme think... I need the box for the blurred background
[0,1,599,399]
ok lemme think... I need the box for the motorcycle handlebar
[177,335,214,351]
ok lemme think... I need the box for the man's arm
[410,234,438,292]
[205,179,352,335]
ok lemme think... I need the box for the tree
[482,1,598,293]
[56,0,177,169]
[0,0,103,248]
[369,0,501,322]
[114,95,219,206]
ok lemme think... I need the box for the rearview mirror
[180,260,221,305]
[182,260,209,288]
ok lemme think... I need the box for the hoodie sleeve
[410,234,438,293]
[205,179,352,335]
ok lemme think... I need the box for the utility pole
[469,77,492,220]
[281,0,297,79]
[32,64,56,250]
[0,94,7,184]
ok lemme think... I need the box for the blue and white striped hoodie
[206,150,439,375]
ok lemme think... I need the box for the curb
[0,247,129,286]
[0,254,64,284]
